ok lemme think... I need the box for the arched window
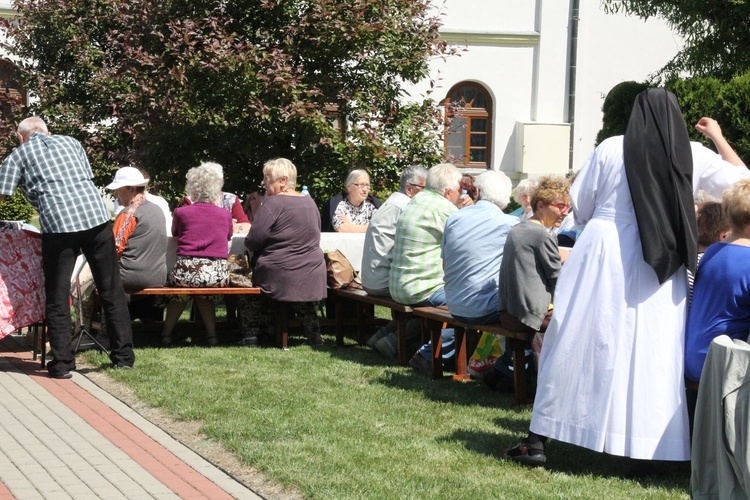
[444,82,492,168]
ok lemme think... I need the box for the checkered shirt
[388,189,457,305]
[0,133,109,233]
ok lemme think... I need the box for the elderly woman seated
[105,166,168,322]
[321,169,381,232]
[499,175,570,360]
[238,158,327,346]
[509,178,539,222]
[182,161,251,236]
[161,164,233,346]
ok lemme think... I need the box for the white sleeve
[570,146,602,226]
[692,142,750,199]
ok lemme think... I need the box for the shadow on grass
[439,427,690,490]
[370,368,526,410]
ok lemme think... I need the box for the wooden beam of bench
[328,287,413,364]
[413,305,535,405]
[131,287,262,295]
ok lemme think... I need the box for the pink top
[171,203,232,259]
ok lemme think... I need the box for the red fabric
[0,230,45,338]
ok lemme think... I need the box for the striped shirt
[389,189,457,305]
[0,132,109,233]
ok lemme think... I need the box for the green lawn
[83,323,690,499]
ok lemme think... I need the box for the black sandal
[504,439,546,466]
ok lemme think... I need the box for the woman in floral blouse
[321,169,381,232]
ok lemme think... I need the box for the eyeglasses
[408,183,425,190]
[548,202,571,212]
[352,183,371,189]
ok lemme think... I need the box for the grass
[81,315,690,499]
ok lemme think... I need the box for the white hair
[399,165,428,192]
[199,161,224,180]
[514,178,539,199]
[345,169,369,188]
[263,158,298,188]
[426,163,462,195]
[186,165,223,203]
[17,116,48,139]
[474,170,512,209]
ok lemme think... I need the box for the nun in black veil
[505,88,749,467]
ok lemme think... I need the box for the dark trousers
[42,222,135,375]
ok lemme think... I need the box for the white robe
[530,136,750,461]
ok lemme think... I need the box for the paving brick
[0,336,259,499]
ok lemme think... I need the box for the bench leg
[273,301,289,349]
[508,338,530,405]
[356,303,369,345]
[40,323,47,369]
[453,326,470,376]
[334,294,345,346]
[395,312,408,366]
[428,319,444,379]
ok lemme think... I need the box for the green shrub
[669,72,750,166]
[595,81,650,146]
[0,189,36,222]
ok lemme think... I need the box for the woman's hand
[335,214,368,233]
[457,193,474,208]
[695,117,745,167]
[695,117,722,141]
[233,219,250,235]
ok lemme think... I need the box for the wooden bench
[412,305,535,405]
[131,287,302,349]
[327,287,413,365]
[132,287,261,296]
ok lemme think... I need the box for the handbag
[227,253,254,287]
[324,249,361,290]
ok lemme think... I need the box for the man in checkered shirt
[0,117,135,378]
[388,163,466,307]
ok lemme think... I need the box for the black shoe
[308,334,324,346]
[504,439,546,466]
[49,371,73,379]
[112,363,133,370]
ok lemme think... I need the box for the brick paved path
[0,336,260,499]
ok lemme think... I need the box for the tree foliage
[0,189,35,221]
[603,0,750,80]
[595,80,650,146]
[2,0,450,205]
[668,72,750,165]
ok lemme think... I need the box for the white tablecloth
[166,233,366,272]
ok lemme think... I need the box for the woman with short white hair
[161,164,233,346]
[510,178,539,221]
[321,169,382,232]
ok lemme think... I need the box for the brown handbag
[227,253,254,287]
[324,249,362,290]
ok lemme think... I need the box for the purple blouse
[172,203,232,259]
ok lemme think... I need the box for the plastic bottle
[301,186,310,196]
[461,190,467,196]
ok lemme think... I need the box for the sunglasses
[548,202,571,212]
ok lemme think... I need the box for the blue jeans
[452,310,501,325]
[413,287,446,307]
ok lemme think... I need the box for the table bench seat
[130,287,262,296]
[412,305,535,405]
[327,287,411,364]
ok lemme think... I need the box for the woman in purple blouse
[161,165,233,346]
[239,158,327,346]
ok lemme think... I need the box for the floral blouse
[332,197,378,230]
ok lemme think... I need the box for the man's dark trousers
[42,222,135,376]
